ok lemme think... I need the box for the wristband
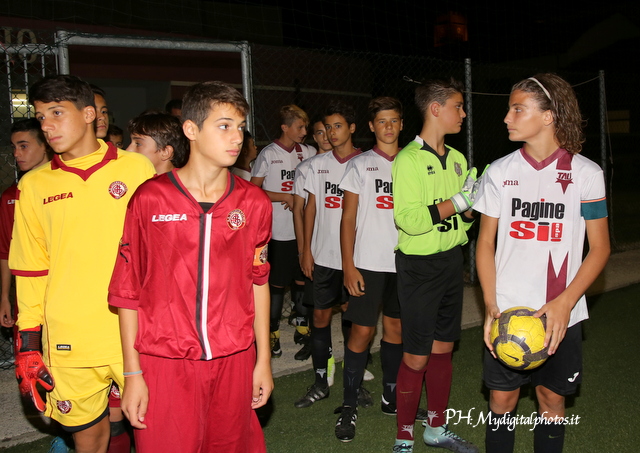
[123,370,143,377]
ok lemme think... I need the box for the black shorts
[302,275,314,307]
[343,269,400,327]
[312,265,349,310]
[483,323,583,396]
[267,239,303,286]
[396,247,464,356]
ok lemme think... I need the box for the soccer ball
[489,306,549,370]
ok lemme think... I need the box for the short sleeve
[252,196,272,285]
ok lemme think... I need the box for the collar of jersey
[167,168,235,212]
[372,145,398,162]
[274,139,301,153]
[520,147,571,171]
[51,140,117,181]
[415,135,452,160]
[332,148,361,164]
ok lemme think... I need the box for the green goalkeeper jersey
[392,136,474,256]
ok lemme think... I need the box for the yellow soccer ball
[490,306,549,370]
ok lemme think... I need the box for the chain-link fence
[0,31,637,369]
[0,27,59,369]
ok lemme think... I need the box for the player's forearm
[556,217,610,307]
[264,190,289,203]
[119,308,142,373]
[293,194,306,253]
[339,193,358,270]
[394,202,438,236]
[302,194,316,254]
[0,259,11,304]
[15,275,46,329]
[252,283,271,368]
[476,215,499,307]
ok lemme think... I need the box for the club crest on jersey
[109,181,128,199]
[110,384,121,399]
[227,209,246,230]
[57,400,72,414]
[455,162,463,176]
[555,172,573,193]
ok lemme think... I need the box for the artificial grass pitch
[2,284,639,452]
[261,283,640,453]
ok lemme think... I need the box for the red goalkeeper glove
[15,327,55,412]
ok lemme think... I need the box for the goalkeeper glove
[15,326,55,412]
[449,165,488,213]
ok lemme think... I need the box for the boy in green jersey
[391,79,482,453]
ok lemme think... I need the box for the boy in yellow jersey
[9,75,155,453]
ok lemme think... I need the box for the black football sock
[292,283,309,320]
[269,285,285,333]
[343,347,368,407]
[485,409,516,453]
[311,324,332,387]
[380,340,403,405]
[533,416,565,453]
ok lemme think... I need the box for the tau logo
[503,179,519,187]
[152,214,188,222]
[555,172,573,193]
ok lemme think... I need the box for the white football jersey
[304,149,361,270]
[252,140,316,240]
[293,154,319,201]
[474,148,607,327]
[339,147,397,272]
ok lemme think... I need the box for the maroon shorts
[134,346,266,453]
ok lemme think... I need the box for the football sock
[396,360,427,440]
[311,324,332,387]
[533,416,565,453]
[343,346,368,407]
[292,283,309,320]
[269,285,285,332]
[424,351,452,427]
[380,340,403,405]
[107,421,130,453]
[485,409,516,453]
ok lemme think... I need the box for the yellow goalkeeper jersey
[9,140,155,367]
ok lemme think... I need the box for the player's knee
[431,340,454,354]
[312,309,331,327]
[403,353,428,371]
[382,316,402,342]
[489,390,519,414]
[72,419,111,453]
[536,386,565,417]
[348,325,375,352]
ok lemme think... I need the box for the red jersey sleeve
[252,194,272,286]
[108,195,144,310]
[0,185,17,260]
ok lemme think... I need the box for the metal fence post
[464,58,477,284]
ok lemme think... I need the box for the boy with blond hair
[251,105,316,358]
